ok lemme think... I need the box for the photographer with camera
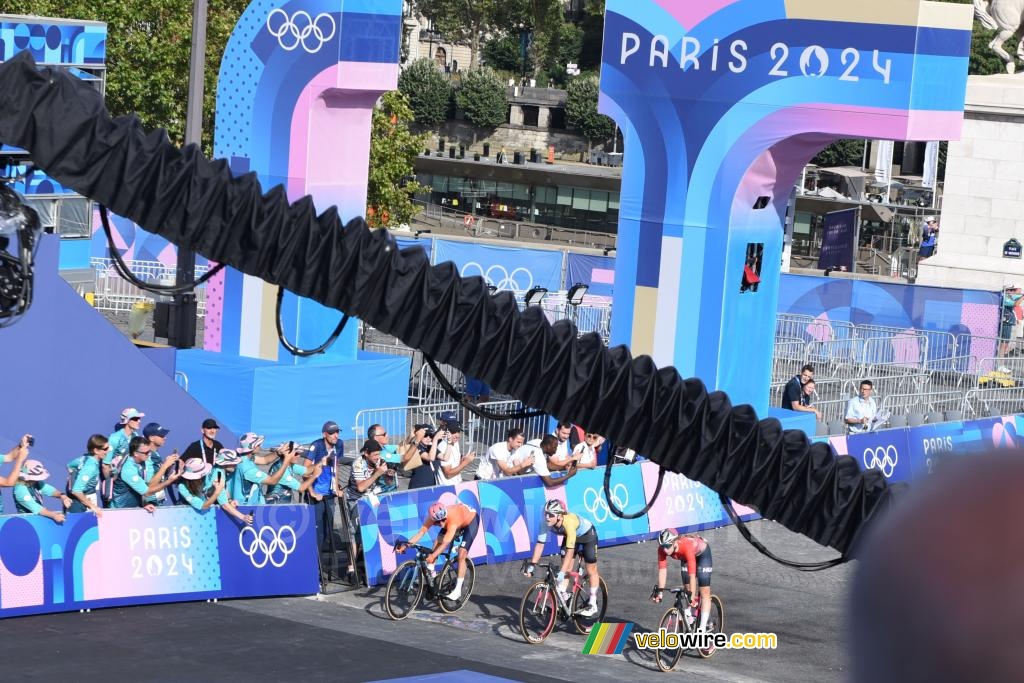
[264,441,315,504]
[0,435,33,513]
[402,424,440,490]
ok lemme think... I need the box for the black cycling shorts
[454,515,479,550]
[561,528,599,564]
[680,546,713,588]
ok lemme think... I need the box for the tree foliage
[3,0,249,157]
[941,0,1020,75]
[565,75,615,142]
[413,0,504,69]
[454,67,508,128]
[482,33,530,74]
[397,58,452,126]
[366,91,428,228]
[811,139,865,168]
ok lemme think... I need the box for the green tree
[413,0,504,70]
[811,139,866,168]
[366,91,428,228]
[4,0,249,157]
[482,33,530,74]
[565,75,616,150]
[398,58,452,126]
[454,67,507,128]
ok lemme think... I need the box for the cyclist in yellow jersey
[522,499,601,616]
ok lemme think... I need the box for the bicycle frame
[532,559,587,619]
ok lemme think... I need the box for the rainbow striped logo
[581,622,635,655]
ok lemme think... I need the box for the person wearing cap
[341,439,392,581]
[307,420,345,560]
[918,217,938,259]
[111,436,181,510]
[402,424,441,490]
[435,422,475,486]
[181,418,224,466]
[177,457,253,524]
[142,422,176,507]
[67,434,108,516]
[0,435,33,513]
[14,460,72,523]
[104,407,144,477]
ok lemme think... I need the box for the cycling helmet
[428,502,447,522]
[658,529,679,549]
[544,499,567,515]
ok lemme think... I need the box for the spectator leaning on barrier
[228,432,292,506]
[435,421,475,486]
[105,407,144,478]
[142,422,174,507]
[524,434,579,487]
[552,421,575,462]
[111,436,181,511]
[366,423,398,493]
[782,364,818,416]
[486,427,529,479]
[14,460,71,523]
[182,418,224,466]
[265,441,314,504]
[177,457,253,524]
[403,425,440,490]
[67,434,107,516]
[0,435,32,512]
[846,380,878,434]
[570,432,603,470]
[799,379,822,420]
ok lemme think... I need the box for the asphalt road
[7,520,851,682]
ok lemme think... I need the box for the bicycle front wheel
[384,560,424,620]
[570,577,608,635]
[697,595,725,658]
[437,556,476,613]
[519,580,558,644]
[654,607,686,672]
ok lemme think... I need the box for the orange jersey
[657,535,708,575]
[428,503,476,547]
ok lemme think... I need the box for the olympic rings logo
[460,262,534,292]
[239,525,297,568]
[862,445,898,478]
[266,9,336,54]
[582,484,628,524]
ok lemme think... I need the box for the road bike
[383,542,476,620]
[654,587,725,671]
[518,559,609,644]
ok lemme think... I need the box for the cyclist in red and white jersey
[650,529,713,631]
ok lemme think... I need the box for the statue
[975,0,1024,73]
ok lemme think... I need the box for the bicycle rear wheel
[519,580,558,644]
[697,595,725,658]
[384,560,424,620]
[437,556,476,613]
[654,607,687,672]
[570,577,608,635]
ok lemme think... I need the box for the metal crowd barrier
[91,260,208,317]
[962,387,1024,420]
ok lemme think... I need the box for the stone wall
[919,75,1024,291]
[419,120,612,162]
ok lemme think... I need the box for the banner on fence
[434,239,564,292]
[358,464,746,586]
[817,208,857,272]
[565,253,615,297]
[0,505,317,618]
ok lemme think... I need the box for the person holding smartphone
[307,421,345,566]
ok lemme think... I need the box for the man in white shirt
[570,432,604,470]
[435,422,475,485]
[525,435,580,487]
[552,421,574,463]
[845,380,879,434]
[486,427,528,479]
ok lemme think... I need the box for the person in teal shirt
[104,407,144,477]
[110,436,180,510]
[225,434,294,506]
[0,435,32,515]
[177,458,253,524]
[14,460,71,524]
[265,442,314,504]
[68,434,107,516]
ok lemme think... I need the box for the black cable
[718,492,845,571]
[275,284,350,357]
[99,204,225,294]
[423,354,547,421]
[604,453,665,519]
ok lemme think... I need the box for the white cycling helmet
[658,529,679,549]
[544,499,567,515]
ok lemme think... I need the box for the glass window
[513,184,530,201]
[589,190,608,213]
[431,175,447,192]
[496,182,514,197]
[608,192,620,210]
[556,187,572,206]
[572,188,591,210]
